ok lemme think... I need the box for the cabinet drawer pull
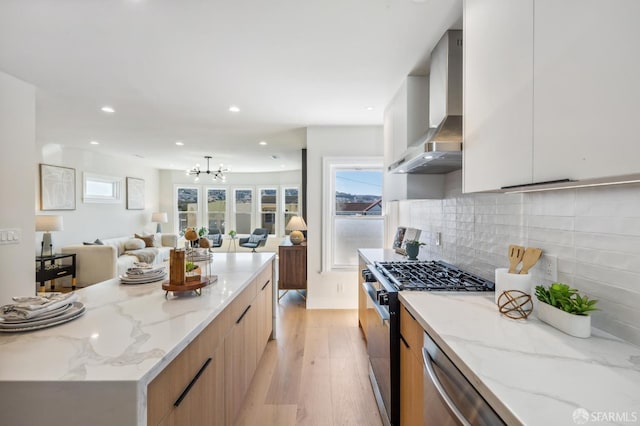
[400,334,410,349]
[236,305,252,324]
[56,271,67,276]
[261,280,270,291]
[173,357,212,407]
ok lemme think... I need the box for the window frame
[204,186,228,235]
[281,185,301,236]
[82,172,123,204]
[257,186,278,236]
[232,187,255,236]
[322,157,384,272]
[174,185,201,235]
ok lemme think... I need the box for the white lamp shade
[151,212,168,223]
[35,215,63,232]
[286,216,307,231]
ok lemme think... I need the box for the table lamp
[152,212,168,233]
[286,216,307,245]
[36,215,63,257]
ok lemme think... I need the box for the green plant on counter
[404,240,425,246]
[534,283,598,316]
[229,230,237,238]
[198,226,208,237]
[185,261,198,273]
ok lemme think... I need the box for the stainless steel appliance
[423,330,505,425]
[362,261,495,426]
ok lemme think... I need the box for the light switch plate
[0,228,21,245]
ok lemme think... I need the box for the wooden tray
[162,278,208,297]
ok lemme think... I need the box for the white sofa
[60,233,178,287]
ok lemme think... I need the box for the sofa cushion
[125,238,145,250]
[134,233,156,248]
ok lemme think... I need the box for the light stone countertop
[0,252,275,426]
[359,249,640,425]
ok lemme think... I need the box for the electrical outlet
[539,254,558,282]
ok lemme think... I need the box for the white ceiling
[0,0,462,173]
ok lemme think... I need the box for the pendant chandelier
[186,156,228,182]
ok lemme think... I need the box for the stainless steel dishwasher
[422,331,505,426]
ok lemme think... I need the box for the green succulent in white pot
[534,283,598,338]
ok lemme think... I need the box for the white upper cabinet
[463,0,534,193]
[464,0,640,192]
[533,0,640,182]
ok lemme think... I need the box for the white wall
[0,71,36,303]
[393,170,640,346]
[36,146,161,249]
[306,126,383,309]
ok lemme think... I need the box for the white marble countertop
[359,249,640,426]
[400,292,640,426]
[0,252,275,426]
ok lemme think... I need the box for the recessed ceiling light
[101,106,115,113]
[259,141,267,146]
[229,105,240,113]
[281,165,286,168]
[90,140,99,145]
[366,106,374,111]
[175,141,184,146]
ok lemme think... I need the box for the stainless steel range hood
[389,30,463,175]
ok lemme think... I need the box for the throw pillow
[125,238,146,250]
[248,234,263,244]
[83,238,105,246]
[134,233,155,248]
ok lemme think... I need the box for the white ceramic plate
[120,273,167,284]
[0,302,85,332]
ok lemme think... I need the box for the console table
[36,253,77,293]
[278,241,306,301]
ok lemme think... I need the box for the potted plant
[198,226,208,238]
[229,230,237,239]
[185,261,201,282]
[534,283,598,338]
[404,240,425,260]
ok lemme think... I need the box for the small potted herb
[229,230,237,239]
[534,283,598,338]
[185,261,201,282]
[404,240,425,260]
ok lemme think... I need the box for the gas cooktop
[375,260,495,292]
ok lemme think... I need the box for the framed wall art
[39,164,76,211]
[126,177,145,210]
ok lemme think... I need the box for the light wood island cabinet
[400,302,424,426]
[148,262,273,426]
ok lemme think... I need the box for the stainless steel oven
[362,265,400,426]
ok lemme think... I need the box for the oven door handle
[422,347,471,426]
[362,282,389,325]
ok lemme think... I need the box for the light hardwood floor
[234,291,383,426]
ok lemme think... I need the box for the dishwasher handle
[422,347,471,426]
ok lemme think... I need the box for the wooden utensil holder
[169,249,185,285]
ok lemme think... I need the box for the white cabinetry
[533,0,640,182]
[464,0,640,193]
[463,0,533,193]
[384,76,445,200]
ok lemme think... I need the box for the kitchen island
[0,252,275,426]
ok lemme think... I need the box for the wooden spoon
[519,247,543,274]
[508,245,525,273]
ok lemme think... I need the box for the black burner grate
[375,261,494,292]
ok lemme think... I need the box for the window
[206,188,227,234]
[258,188,277,235]
[233,188,254,234]
[323,158,384,271]
[83,173,122,203]
[177,187,200,234]
[282,187,300,235]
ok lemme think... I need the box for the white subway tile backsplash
[395,175,640,345]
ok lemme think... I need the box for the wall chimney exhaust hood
[389,30,463,175]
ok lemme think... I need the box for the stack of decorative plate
[120,265,167,284]
[0,293,85,333]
